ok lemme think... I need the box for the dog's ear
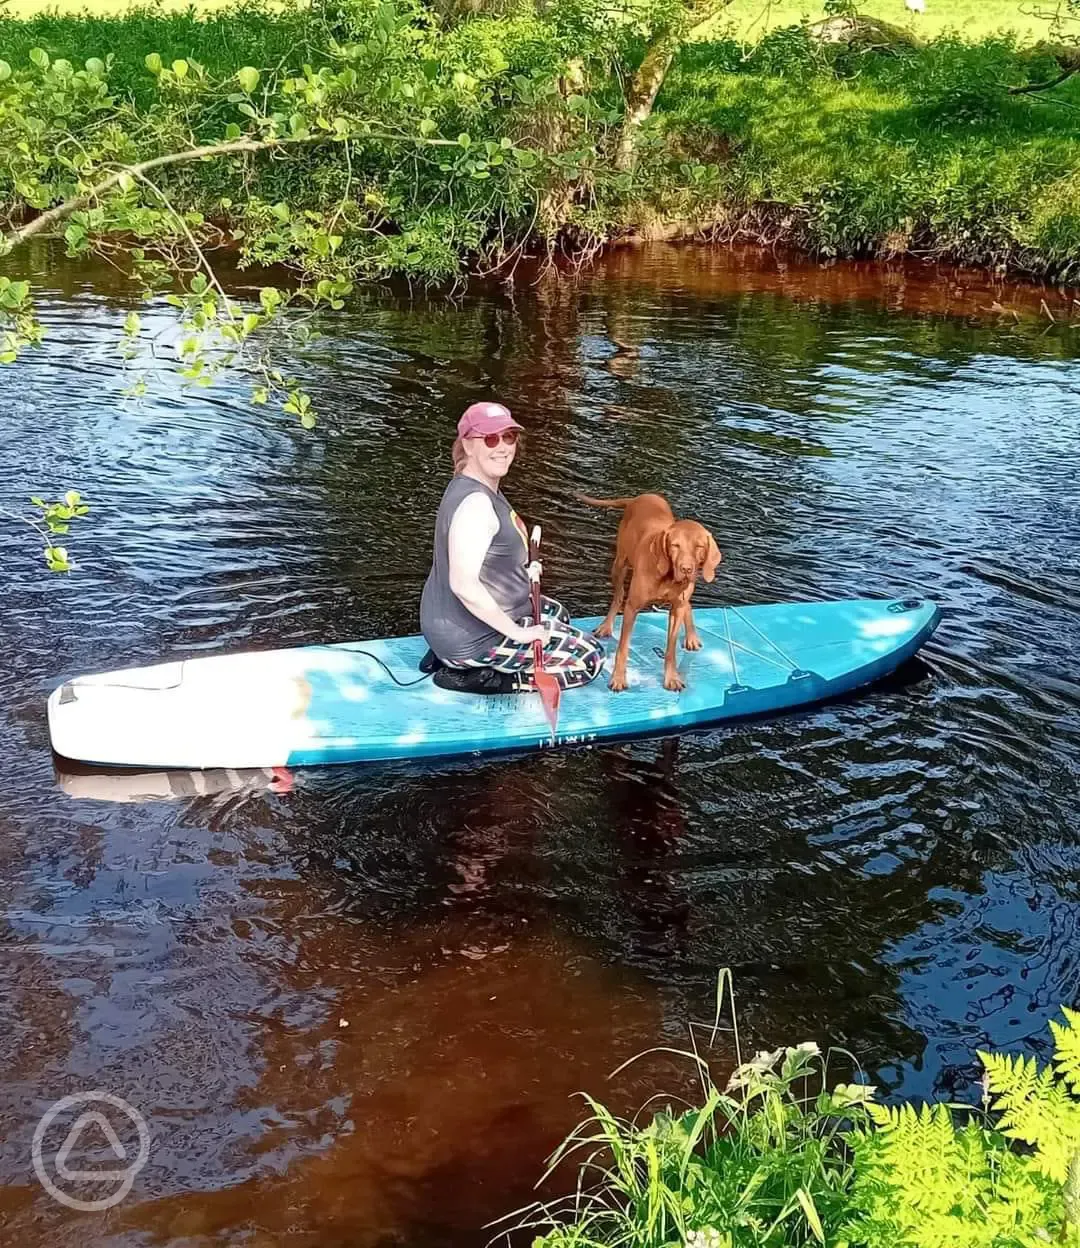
[702,535,722,583]
[651,529,672,578]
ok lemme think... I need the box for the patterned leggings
[462,596,605,691]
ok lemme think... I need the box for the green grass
[1,0,253,13]
[0,0,321,104]
[717,0,1065,45]
[0,0,1067,43]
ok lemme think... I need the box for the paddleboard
[47,597,940,770]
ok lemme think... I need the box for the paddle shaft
[527,525,560,734]
[528,532,545,668]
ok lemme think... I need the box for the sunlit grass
[708,0,1061,45]
[1,0,279,14]
[0,0,1061,43]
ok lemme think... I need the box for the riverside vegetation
[1,0,1079,567]
[513,975,1080,1248]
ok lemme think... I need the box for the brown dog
[580,494,722,693]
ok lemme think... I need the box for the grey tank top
[420,475,532,665]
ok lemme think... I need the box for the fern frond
[983,1052,1041,1119]
[1052,1007,1080,1094]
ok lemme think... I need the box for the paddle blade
[534,668,561,736]
[531,637,560,736]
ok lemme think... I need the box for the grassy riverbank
[1,1,1079,289]
[656,35,1080,276]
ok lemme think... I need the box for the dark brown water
[1,243,1079,1246]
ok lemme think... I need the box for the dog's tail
[577,494,637,510]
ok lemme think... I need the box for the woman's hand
[513,621,551,646]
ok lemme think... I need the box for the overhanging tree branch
[1,131,465,254]
[1009,65,1080,94]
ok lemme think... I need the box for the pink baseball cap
[457,401,523,439]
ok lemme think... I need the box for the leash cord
[349,651,434,688]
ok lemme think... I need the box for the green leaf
[124,311,140,335]
[829,1082,877,1109]
[29,496,45,507]
[171,59,189,79]
[252,386,269,405]
[225,122,242,140]
[29,47,49,71]
[419,117,437,137]
[300,411,317,429]
[144,52,162,74]
[190,273,208,295]
[64,490,80,507]
[795,1188,825,1245]
[237,65,260,94]
[117,171,135,194]
[85,57,105,76]
[457,132,471,149]
[0,60,11,82]
[237,101,258,119]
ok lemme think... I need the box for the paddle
[527,524,561,737]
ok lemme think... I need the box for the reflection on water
[1,243,1079,1245]
[53,759,297,803]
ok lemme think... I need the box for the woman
[420,401,604,691]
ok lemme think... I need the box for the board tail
[577,494,638,510]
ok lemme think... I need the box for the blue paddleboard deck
[47,598,940,770]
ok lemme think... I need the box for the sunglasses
[472,429,520,448]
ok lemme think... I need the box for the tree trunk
[614,36,678,172]
[614,0,730,172]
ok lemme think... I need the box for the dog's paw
[594,622,614,638]
[663,672,686,693]
[683,634,702,651]
[608,673,628,692]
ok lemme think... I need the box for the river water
[1,243,1078,1245]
